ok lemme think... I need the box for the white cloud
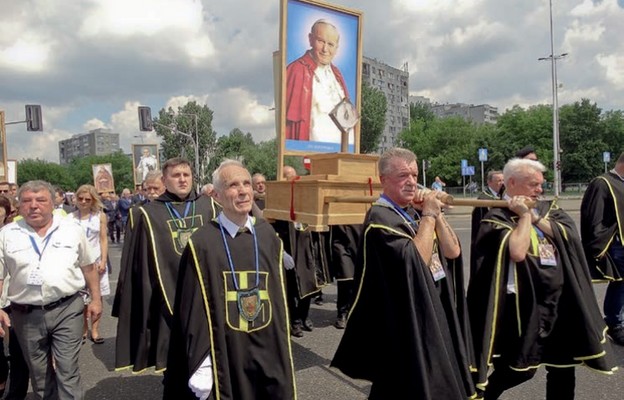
[79,0,203,37]
[0,38,51,72]
[596,54,624,87]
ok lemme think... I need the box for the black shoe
[291,321,304,338]
[302,318,314,332]
[314,295,324,306]
[334,315,346,329]
[608,325,624,346]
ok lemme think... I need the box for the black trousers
[484,363,575,400]
[3,324,30,400]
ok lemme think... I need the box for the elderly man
[164,160,295,399]
[0,180,101,399]
[252,173,266,210]
[142,170,166,202]
[468,158,615,400]
[331,148,475,399]
[286,19,351,143]
[470,170,504,276]
[113,158,219,374]
[580,152,624,346]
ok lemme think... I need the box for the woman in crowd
[71,185,110,344]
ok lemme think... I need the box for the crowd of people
[0,146,621,399]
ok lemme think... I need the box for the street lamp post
[177,113,200,183]
[538,0,567,197]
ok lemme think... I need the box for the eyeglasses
[77,197,93,203]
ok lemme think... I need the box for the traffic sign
[462,166,475,176]
[603,152,611,163]
[461,159,468,168]
[478,148,488,162]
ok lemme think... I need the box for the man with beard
[163,160,295,400]
[331,148,475,399]
[468,158,615,400]
[113,158,220,373]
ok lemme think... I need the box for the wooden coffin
[263,176,382,231]
[308,152,379,178]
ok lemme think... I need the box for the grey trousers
[12,295,84,400]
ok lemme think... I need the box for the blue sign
[461,159,468,168]
[462,166,475,176]
[603,151,611,163]
[478,148,488,162]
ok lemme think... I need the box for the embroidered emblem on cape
[237,287,262,322]
[167,215,203,254]
[178,229,192,249]
[225,271,271,332]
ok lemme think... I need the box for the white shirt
[0,214,96,305]
[310,64,353,144]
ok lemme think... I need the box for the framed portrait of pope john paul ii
[279,0,362,156]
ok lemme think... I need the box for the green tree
[559,99,605,182]
[600,110,624,156]
[17,159,76,190]
[360,83,387,153]
[153,101,217,183]
[244,139,278,180]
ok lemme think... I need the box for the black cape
[331,203,476,399]
[329,224,362,281]
[113,191,220,372]
[468,201,616,390]
[163,218,296,400]
[470,189,500,278]
[580,172,624,281]
[273,220,330,298]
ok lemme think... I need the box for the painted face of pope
[308,21,340,66]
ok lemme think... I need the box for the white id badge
[538,243,557,266]
[429,253,446,281]
[27,266,44,286]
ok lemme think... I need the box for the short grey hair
[212,159,247,191]
[143,170,163,184]
[17,180,55,202]
[379,148,417,176]
[503,158,546,185]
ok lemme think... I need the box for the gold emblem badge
[178,229,192,248]
[237,287,262,322]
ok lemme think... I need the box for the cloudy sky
[1,0,623,163]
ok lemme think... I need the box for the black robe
[468,201,616,390]
[329,224,361,281]
[163,218,296,400]
[113,191,220,372]
[470,189,500,278]
[580,172,624,281]
[272,220,330,298]
[331,203,476,399]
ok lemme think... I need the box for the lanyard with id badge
[534,226,557,267]
[27,226,59,286]
[379,194,446,282]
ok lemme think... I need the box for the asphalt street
[16,198,624,399]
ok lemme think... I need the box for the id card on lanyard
[534,226,557,267]
[27,226,59,286]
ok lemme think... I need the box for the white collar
[610,169,624,182]
[218,212,254,238]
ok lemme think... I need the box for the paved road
[21,198,624,399]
